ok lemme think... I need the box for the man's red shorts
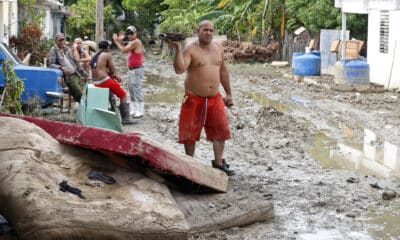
[178,92,231,144]
[94,76,126,99]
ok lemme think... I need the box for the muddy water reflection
[366,204,400,238]
[144,73,183,103]
[308,128,400,179]
[243,91,290,112]
[308,128,400,238]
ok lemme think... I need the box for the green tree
[121,0,167,38]
[18,0,46,27]
[285,0,367,39]
[66,0,114,39]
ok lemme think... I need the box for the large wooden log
[173,190,274,235]
[0,113,228,192]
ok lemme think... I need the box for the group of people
[48,26,145,125]
[48,20,235,176]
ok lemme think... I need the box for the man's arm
[80,50,91,62]
[106,53,118,79]
[72,45,80,62]
[219,46,233,106]
[112,34,136,53]
[171,42,191,74]
[48,47,62,69]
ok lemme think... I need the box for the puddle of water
[144,73,184,103]
[307,127,400,179]
[243,91,290,112]
[308,126,400,239]
[365,203,400,238]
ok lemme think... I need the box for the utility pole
[95,0,104,43]
[340,11,347,59]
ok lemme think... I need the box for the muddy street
[119,51,400,239]
[2,50,400,240]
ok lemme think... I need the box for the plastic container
[292,52,321,76]
[310,50,321,57]
[291,52,303,67]
[335,59,369,85]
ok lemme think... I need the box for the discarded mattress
[0,117,188,240]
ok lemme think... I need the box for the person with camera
[165,20,235,176]
[112,26,145,118]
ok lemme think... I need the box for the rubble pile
[222,40,279,63]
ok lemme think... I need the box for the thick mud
[3,50,400,239]
[126,53,400,239]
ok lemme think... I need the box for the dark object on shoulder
[159,32,186,41]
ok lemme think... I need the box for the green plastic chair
[76,83,123,132]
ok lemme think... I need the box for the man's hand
[112,33,119,43]
[112,32,125,43]
[114,75,122,82]
[164,39,182,48]
[223,95,233,107]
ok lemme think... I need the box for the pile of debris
[222,40,279,63]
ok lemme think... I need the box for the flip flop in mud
[212,159,230,168]
[87,170,116,184]
[211,160,235,176]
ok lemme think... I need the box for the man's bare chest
[191,51,222,68]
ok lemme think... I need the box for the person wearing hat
[112,25,145,118]
[48,32,88,103]
[89,40,136,125]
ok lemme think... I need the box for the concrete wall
[367,10,400,89]
[335,0,369,13]
[38,0,64,40]
[320,29,349,75]
[336,0,400,12]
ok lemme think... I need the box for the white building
[0,0,18,44]
[0,0,66,45]
[37,0,67,39]
[335,0,400,89]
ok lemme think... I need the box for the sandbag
[0,117,188,240]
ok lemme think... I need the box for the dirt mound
[222,40,279,63]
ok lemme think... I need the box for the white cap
[126,26,137,33]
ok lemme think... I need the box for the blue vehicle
[0,42,63,107]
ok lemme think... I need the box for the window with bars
[379,11,389,53]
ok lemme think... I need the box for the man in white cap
[112,25,145,118]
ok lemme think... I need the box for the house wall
[42,8,53,38]
[367,10,400,89]
[0,0,18,45]
[38,1,64,40]
[335,0,369,13]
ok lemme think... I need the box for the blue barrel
[291,52,303,68]
[292,52,321,76]
[310,50,321,57]
[342,59,369,84]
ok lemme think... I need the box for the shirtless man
[112,26,145,118]
[90,40,135,125]
[73,37,91,75]
[166,20,235,176]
